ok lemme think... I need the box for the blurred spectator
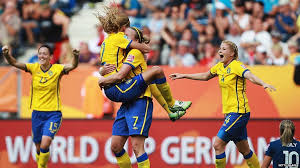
[181,28,197,55]
[169,40,197,67]
[214,1,229,39]
[165,6,188,39]
[147,8,165,35]
[188,3,210,35]
[254,45,267,65]
[49,0,76,16]
[225,23,246,62]
[274,0,297,42]
[79,42,98,65]
[267,44,286,65]
[121,0,146,28]
[37,4,70,64]
[270,30,289,58]
[0,1,21,47]
[199,42,217,67]
[252,1,266,21]
[240,18,272,64]
[88,24,107,55]
[20,0,40,45]
[287,40,300,64]
[228,0,250,32]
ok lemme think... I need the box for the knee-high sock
[137,153,150,168]
[36,153,40,166]
[149,84,171,114]
[115,149,132,168]
[244,150,260,168]
[215,152,226,168]
[38,148,49,168]
[153,78,175,107]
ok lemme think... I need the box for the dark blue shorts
[112,97,153,137]
[104,74,148,103]
[217,112,250,143]
[31,110,62,143]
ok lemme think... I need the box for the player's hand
[72,49,79,57]
[2,45,9,56]
[169,73,185,80]
[98,76,106,88]
[99,64,116,76]
[263,83,276,92]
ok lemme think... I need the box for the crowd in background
[1,0,300,68]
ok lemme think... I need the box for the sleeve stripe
[126,40,133,49]
[242,69,249,78]
[124,62,135,69]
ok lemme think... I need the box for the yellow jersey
[100,32,132,77]
[210,60,250,114]
[123,49,151,98]
[25,63,64,111]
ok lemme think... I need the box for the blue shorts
[104,74,148,103]
[217,112,250,143]
[31,110,62,143]
[112,97,153,137]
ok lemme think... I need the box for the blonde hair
[280,120,295,146]
[96,6,130,34]
[222,40,238,59]
[130,27,150,44]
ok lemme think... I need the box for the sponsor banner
[1,119,299,167]
[0,65,300,118]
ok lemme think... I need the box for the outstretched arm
[169,71,216,81]
[98,64,132,87]
[2,46,26,71]
[244,71,276,92]
[63,49,79,74]
[261,156,272,168]
[130,41,151,53]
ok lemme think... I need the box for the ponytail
[280,120,295,146]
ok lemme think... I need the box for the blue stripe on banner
[115,149,126,157]
[236,76,239,113]
[216,152,226,159]
[137,153,148,162]
[244,150,253,159]
[242,69,249,78]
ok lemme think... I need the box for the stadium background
[1,0,300,167]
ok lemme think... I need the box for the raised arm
[169,71,216,81]
[63,49,79,74]
[98,64,132,87]
[243,71,276,92]
[2,46,26,71]
[261,155,272,168]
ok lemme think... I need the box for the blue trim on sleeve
[114,148,126,157]
[40,148,49,153]
[123,62,135,69]
[137,152,148,162]
[153,77,166,84]
[236,77,239,113]
[116,48,120,72]
[244,150,253,159]
[242,69,249,78]
[216,152,226,159]
[126,40,133,49]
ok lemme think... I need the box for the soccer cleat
[169,111,186,122]
[169,100,192,113]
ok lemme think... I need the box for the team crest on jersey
[48,70,53,76]
[227,68,231,74]
[241,64,247,69]
[124,35,129,40]
[127,55,135,62]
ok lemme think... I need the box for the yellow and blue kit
[265,139,300,168]
[210,60,250,143]
[25,63,64,143]
[111,49,153,137]
[100,32,132,77]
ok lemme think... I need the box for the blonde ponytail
[280,120,295,146]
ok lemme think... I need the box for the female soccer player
[2,45,79,168]
[170,40,276,168]
[97,7,191,118]
[262,120,300,168]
